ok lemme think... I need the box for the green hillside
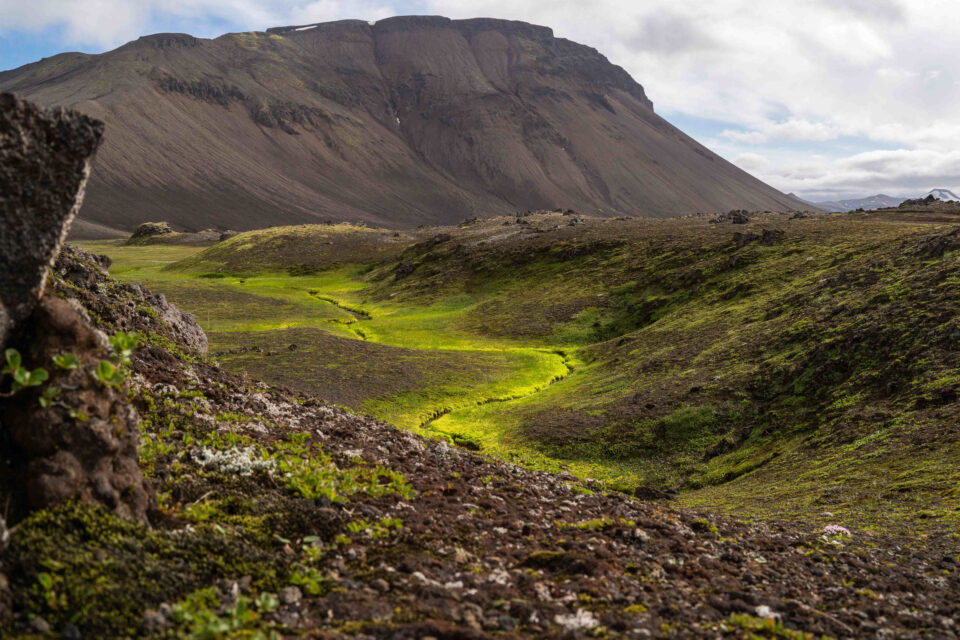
[84,208,960,533]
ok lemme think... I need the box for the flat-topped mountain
[0,16,806,235]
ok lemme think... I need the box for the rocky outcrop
[0,295,152,522]
[126,221,173,244]
[0,92,103,345]
[52,247,208,354]
[0,97,166,526]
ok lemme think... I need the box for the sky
[2,0,960,201]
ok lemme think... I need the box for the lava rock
[0,92,103,347]
[127,221,174,244]
[761,228,785,245]
[0,296,153,522]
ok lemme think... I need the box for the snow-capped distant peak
[926,188,959,201]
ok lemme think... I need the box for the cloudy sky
[2,0,959,201]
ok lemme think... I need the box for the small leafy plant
[1,348,48,397]
[38,386,61,408]
[95,360,125,388]
[109,331,140,366]
[52,353,80,370]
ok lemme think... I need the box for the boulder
[1,297,152,522]
[761,228,785,245]
[0,92,103,346]
[126,221,174,244]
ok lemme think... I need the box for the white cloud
[740,148,960,200]
[732,152,771,173]
[721,120,844,145]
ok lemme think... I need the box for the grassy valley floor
[82,209,960,535]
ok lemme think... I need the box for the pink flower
[824,524,851,536]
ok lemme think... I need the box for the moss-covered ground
[83,209,960,533]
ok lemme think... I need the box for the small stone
[31,616,51,634]
[61,623,81,639]
[279,586,302,605]
[371,578,390,593]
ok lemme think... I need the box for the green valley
[83,208,960,534]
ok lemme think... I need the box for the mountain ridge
[0,16,807,234]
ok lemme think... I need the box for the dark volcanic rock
[900,194,938,207]
[54,249,208,353]
[733,231,760,248]
[0,97,156,525]
[761,228,785,245]
[126,221,174,244]
[0,92,103,344]
[0,296,152,523]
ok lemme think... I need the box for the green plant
[288,568,327,596]
[94,360,125,388]
[171,586,280,640]
[109,331,141,366]
[1,348,48,397]
[345,517,403,539]
[38,386,61,408]
[52,353,80,370]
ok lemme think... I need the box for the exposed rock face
[0,295,152,522]
[0,92,103,343]
[53,248,207,353]
[0,18,806,234]
[0,96,158,524]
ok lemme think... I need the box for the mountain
[0,16,807,235]
[926,188,959,201]
[808,193,902,212]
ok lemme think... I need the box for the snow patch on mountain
[926,188,959,201]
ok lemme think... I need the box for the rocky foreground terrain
[1,98,959,639]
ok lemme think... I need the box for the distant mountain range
[0,16,806,236]
[792,189,960,212]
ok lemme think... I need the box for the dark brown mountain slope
[0,16,807,234]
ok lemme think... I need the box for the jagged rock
[729,209,751,224]
[0,296,153,522]
[0,96,152,524]
[53,248,207,354]
[153,292,208,353]
[394,261,416,280]
[900,194,939,207]
[0,92,103,347]
[761,228,785,245]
